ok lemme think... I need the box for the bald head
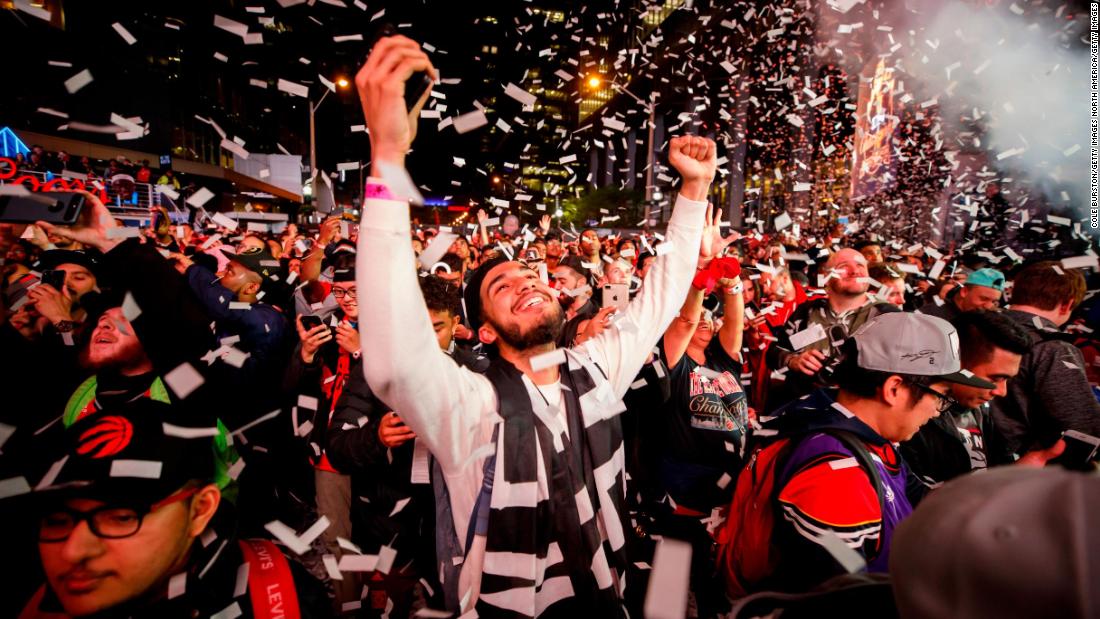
[825,248,870,298]
[825,248,866,272]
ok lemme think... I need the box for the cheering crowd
[2,35,1099,619]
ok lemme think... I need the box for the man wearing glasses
[756,312,998,593]
[286,264,362,616]
[19,400,328,617]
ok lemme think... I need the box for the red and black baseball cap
[28,400,219,508]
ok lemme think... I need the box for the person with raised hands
[651,206,745,617]
[354,34,713,616]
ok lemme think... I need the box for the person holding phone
[326,275,488,617]
[27,249,102,341]
[284,264,362,616]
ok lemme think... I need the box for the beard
[829,279,869,297]
[81,337,149,372]
[490,304,565,350]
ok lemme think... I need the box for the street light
[309,76,350,202]
[584,75,659,203]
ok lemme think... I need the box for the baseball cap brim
[937,369,996,389]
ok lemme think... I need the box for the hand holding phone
[1053,430,1100,471]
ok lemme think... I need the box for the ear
[881,375,908,408]
[478,323,498,346]
[450,314,462,333]
[1059,298,1076,316]
[187,484,221,538]
[244,281,261,297]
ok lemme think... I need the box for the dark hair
[1010,261,1086,311]
[869,262,904,283]
[832,339,932,400]
[440,252,464,272]
[853,239,881,252]
[420,274,461,316]
[616,237,635,252]
[556,255,595,289]
[951,310,1031,367]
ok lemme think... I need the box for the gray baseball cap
[891,467,1100,619]
[852,312,996,389]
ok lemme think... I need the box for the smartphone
[300,315,324,331]
[40,269,66,291]
[0,191,84,225]
[1055,430,1100,471]
[373,23,432,111]
[601,283,629,312]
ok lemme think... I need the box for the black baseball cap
[34,249,103,279]
[27,400,218,508]
[220,246,280,279]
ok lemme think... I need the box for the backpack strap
[239,539,302,619]
[819,429,889,552]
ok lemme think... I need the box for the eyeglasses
[908,382,959,413]
[331,287,357,300]
[38,487,200,543]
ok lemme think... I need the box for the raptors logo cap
[29,399,219,507]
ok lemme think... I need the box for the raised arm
[355,35,496,475]
[662,206,741,368]
[581,136,715,396]
[716,268,745,361]
[663,284,706,369]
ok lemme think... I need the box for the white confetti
[164,363,205,399]
[530,348,567,371]
[452,110,489,134]
[110,459,163,479]
[112,22,137,45]
[644,537,692,619]
[64,69,93,94]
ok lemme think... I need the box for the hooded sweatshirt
[762,388,917,593]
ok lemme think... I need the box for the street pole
[644,93,656,203]
[309,89,331,205]
[309,101,316,201]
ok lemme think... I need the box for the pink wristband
[364,182,395,200]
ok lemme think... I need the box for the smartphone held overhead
[0,191,84,225]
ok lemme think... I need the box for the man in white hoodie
[354,35,714,617]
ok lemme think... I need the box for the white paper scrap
[453,110,489,134]
[644,537,692,619]
[164,363,205,399]
[530,348,567,371]
[64,69,94,94]
[186,187,216,209]
[110,459,163,479]
[112,22,137,45]
[789,323,827,350]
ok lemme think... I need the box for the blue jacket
[186,264,289,383]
